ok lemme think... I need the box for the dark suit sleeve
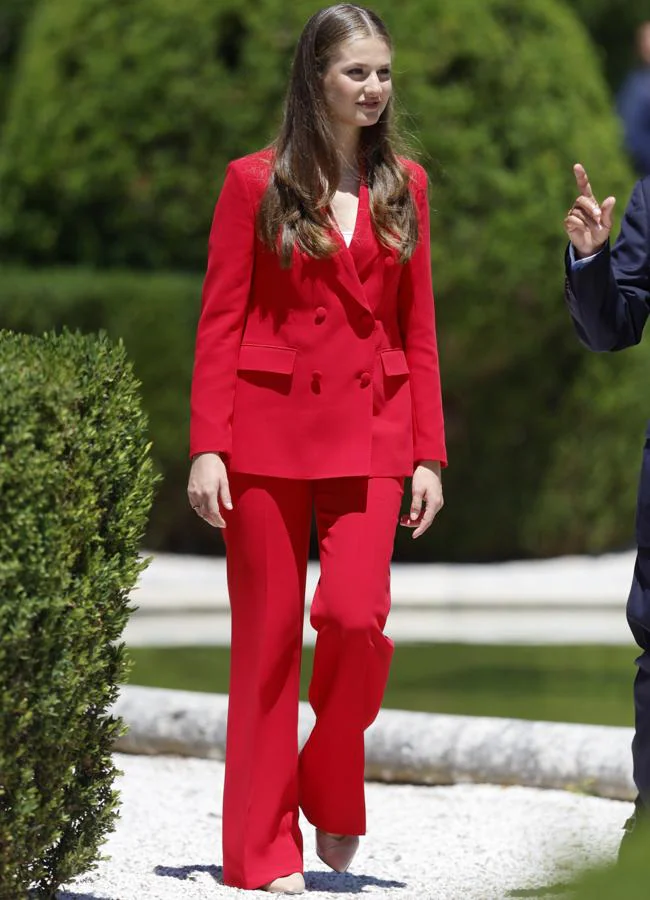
[564,179,650,351]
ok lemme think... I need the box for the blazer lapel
[328,179,378,314]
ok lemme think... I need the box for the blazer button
[359,372,371,387]
[315,306,327,323]
[312,370,323,380]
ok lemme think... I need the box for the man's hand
[187,452,232,528]
[400,460,444,539]
[564,163,616,259]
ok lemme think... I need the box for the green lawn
[123,642,639,727]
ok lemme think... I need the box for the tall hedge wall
[0,0,641,560]
[0,330,156,897]
[0,0,39,135]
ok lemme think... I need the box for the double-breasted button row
[310,370,371,389]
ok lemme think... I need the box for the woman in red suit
[187,4,447,893]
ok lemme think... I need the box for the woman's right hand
[564,163,616,259]
[187,452,232,528]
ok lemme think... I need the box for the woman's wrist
[415,459,441,473]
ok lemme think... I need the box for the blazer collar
[328,178,377,314]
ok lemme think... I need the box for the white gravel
[57,753,631,900]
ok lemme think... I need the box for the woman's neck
[331,122,361,176]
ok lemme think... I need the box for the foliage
[0,330,156,897]
[0,267,202,553]
[0,0,302,268]
[388,0,634,559]
[0,0,39,134]
[567,0,650,92]
[564,833,649,899]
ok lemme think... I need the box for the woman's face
[322,36,392,130]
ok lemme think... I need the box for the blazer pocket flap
[381,348,409,377]
[237,344,297,375]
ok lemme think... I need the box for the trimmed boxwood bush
[0,267,205,553]
[0,330,156,897]
[0,0,641,559]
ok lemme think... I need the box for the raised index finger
[573,163,596,201]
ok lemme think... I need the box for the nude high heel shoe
[260,872,305,894]
[315,829,360,873]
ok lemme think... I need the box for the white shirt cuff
[569,243,603,269]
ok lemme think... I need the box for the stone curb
[110,685,636,801]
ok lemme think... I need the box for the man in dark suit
[564,163,650,852]
[618,22,650,178]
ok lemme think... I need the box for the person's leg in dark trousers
[299,476,404,835]
[622,426,650,851]
[221,473,312,890]
[628,550,650,812]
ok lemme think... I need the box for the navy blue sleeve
[564,179,650,351]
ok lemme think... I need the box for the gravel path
[58,753,631,900]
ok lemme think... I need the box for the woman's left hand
[401,461,444,539]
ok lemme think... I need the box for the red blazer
[189,149,447,478]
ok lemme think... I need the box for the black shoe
[618,795,648,865]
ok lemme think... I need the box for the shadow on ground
[506,884,572,898]
[155,862,406,893]
[57,894,115,899]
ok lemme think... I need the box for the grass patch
[123,643,639,727]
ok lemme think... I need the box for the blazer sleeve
[189,161,255,458]
[398,163,448,468]
[564,179,650,352]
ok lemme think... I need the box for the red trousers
[220,473,404,889]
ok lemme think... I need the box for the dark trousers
[628,424,650,808]
[628,551,650,807]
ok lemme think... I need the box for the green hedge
[0,0,641,559]
[526,339,650,556]
[0,0,299,268]
[0,0,630,271]
[0,330,156,897]
[388,0,634,559]
[0,268,206,554]
[0,0,39,135]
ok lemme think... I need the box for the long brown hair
[257,4,419,268]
